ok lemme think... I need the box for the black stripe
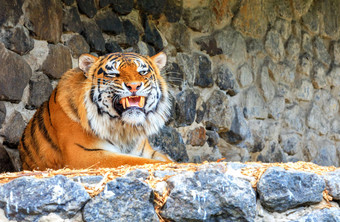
[36,103,59,151]
[151,151,157,159]
[139,140,146,156]
[19,132,38,167]
[46,100,55,130]
[76,143,103,151]
[54,88,58,103]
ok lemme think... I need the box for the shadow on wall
[1,0,340,172]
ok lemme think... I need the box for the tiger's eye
[139,70,148,75]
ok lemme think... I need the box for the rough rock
[297,53,312,76]
[313,37,331,67]
[164,62,183,89]
[312,140,338,167]
[187,127,206,146]
[215,64,239,95]
[111,0,134,15]
[165,23,191,51]
[161,170,256,221]
[193,53,213,88]
[0,26,34,55]
[260,66,275,102]
[307,103,329,135]
[26,73,53,110]
[24,0,63,43]
[124,169,150,181]
[176,53,196,87]
[279,133,302,155]
[294,208,340,222]
[83,178,158,221]
[0,102,5,128]
[174,88,198,127]
[301,4,319,34]
[2,112,25,147]
[204,90,232,130]
[246,38,264,56]
[291,0,313,17]
[64,34,90,58]
[257,167,325,212]
[149,126,188,162]
[76,0,96,18]
[268,96,285,119]
[0,175,90,221]
[196,35,223,56]
[282,104,305,133]
[183,7,212,33]
[142,17,163,51]
[206,130,220,147]
[62,6,83,33]
[243,86,268,120]
[105,41,122,53]
[237,63,253,88]
[0,0,23,27]
[62,0,74,6]
[0,145,15,173]
[332,41,340,65]
[81,20,106,52]
[42,44,72,79]
[296,79,314,101]
[0,43,32,102]
[257,142,286,163]
[265,29,284,62]
[328,66,340,87]
[95,9,123,34]
[318,0,340,39]
[323,170,340,201]
[122,20,140,47]
[164,0,182,23]
[274,18,291,42]
[137,0,166,18]
[312,61,327,89]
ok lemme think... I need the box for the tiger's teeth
[139,96,145,108]
[126,97,130,108]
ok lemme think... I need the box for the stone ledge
[0,161,339,221]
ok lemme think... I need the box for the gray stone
[168,23,191,51]
[164,62,183,89]
[332,41,340,65]
[81,19,106,52]
[257,142,286,163]
[0,0,23,27]
[206,130,219,147]
[62,0,74,6]
[301,5,319,34]
[64,34,90,58]
[105,41,122,53]
[296,79,314,101]
[0,145,15,173]
[283,104,305,133]
[0,102,5,128]
[257,167,325,212]
[265,29,284,62]
[111,0,134,15]
[215,27,247,66]
[297,53,312,76]
[319,0,340,39]
[174,88,198,127]
[312,61,327,89]
[95,9,123,34]
[268,96,285,119]
[260,66,275,102]
[246,38,264,56]
[291,0,313,17]
[24,0,63,43]
[312,140,338,167]
[274,18,291,41]
[237,63,253,88]
[124,169,150,181]
[215,64,239,95]
[149,126,188,162]
[279,133,302,155]
[286,37,300,64]
[0,43,32,102]
[71,176,104,187]
[313,90,339,119]
[83,178,158,222]
[313,37,331,67]
[164,0,182,23]
[270,62,295,85]
[76,0,97,18]
[307,103,329,135]
[323,170,340,201]
[222,106,250,145]
[193,53,213,88]
[204,90,232,130]
[183,7,212,33]
[243,86,268,120]
[26,73,53,110]
[294,208,340,222]
[301,32,314,56]
[142,17,164,51]
[161,170,256,221]
[0,175,90,221]
[137,0,166,18]
[2,112,25,147]
[62,6,83,34]
[328,66,340,87]
[122,20,140,47]
[176,53,196,87]
[42,44,72,79]
[1,26,34,55]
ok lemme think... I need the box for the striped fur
[18,52,172,170]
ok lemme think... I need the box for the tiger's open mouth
[120,96,145,109]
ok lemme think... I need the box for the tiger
[18,52,172,170]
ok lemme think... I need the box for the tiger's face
[79,52,170,139]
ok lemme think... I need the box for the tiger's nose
[124,82,142,93]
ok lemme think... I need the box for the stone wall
[0,0,340,171]
[0,162,339,221]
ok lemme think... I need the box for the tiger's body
[18,52,172,170]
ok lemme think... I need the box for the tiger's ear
[79,54,98,75]
[151,52,167,70]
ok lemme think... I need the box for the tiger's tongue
[128,97,140,106]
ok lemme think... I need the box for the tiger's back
[18,52,172,170]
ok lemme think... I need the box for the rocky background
[0,162,339,221]
[0,0,340,171]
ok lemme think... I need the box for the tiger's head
[78,52,170,142]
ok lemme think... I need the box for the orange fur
[18,52,172,170]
